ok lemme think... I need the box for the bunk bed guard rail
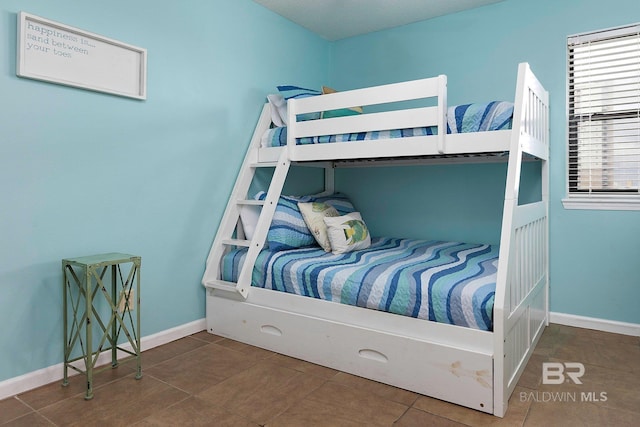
[287,75,448,159]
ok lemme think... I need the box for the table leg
[111,265,118,368]
[84,267,94,400]
[135,260,142,379]
[62,262,69,387]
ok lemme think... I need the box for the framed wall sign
[16,12,147,100]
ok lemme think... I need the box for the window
[564,23,640,210]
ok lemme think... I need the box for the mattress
[222,237,498,331]
[262,101,514,148]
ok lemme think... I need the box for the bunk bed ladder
[203,104,290,299]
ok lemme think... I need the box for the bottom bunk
[205,186,548,416]
[206,196,548,416]
[221,237,499,332]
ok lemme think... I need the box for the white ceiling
[253,0,504,41]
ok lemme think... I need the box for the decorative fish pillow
[323,212,371,254]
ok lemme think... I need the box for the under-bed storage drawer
[207,292,494,413]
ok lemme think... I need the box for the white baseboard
[550,312,640,337]
[0,318,205,401]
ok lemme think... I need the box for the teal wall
[0,0,329,382]
[336,162,541,245]
[329,0,640,324]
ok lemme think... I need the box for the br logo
[542,362,585,385]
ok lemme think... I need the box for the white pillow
[323,212,371,254]
[298,202,340,252]
[239,205,261,240]
[267,94,287,127]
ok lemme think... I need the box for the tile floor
[1,324,639,426]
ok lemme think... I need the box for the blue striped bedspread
[261,101,513,148]
[222,237,498,331]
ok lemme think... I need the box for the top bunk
[254,62,549,165]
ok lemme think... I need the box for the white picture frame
[16,12,147,100]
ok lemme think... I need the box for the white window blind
[567,24,640,196]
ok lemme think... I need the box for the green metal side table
[62,253,142,399]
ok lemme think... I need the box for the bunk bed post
[313,164,335,197]
[325,166,335,194]
[493,63,549,417]
[542,110,550,328]
[493,62,528,418]
[437,75,447,154]
[287,98,298,151]
[321,165,335,195]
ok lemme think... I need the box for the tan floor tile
[197,359,326,425]
[17,364,134,410]
[268,353,339,380]
[141,336,209,367]
[552,340,640,373]
[524,400,639,427]
[144,343,258,394]
[0,397,33,424]
[394,408,467,426]
[412,385,532,426]
[134,396,258,426]
[305,380,409,426]
[38,374,189,426]
[190,330,225,343]
[516,353,547,390]
[2,412,55,426]
[533,324,575,357]
[266,398,369,427]
[330,372,419,406]
[214,338,276,361]
[568,326,640,347]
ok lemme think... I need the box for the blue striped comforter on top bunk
[261,101,514,148]
[222,237,498,331]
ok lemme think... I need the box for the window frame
[563,23,640,211]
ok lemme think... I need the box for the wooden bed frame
[202,62,549,417]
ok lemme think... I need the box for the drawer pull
[260,324,282,336]
[358,349,388,363]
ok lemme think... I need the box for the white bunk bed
[202,62,549,417]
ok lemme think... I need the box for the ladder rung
[236,199,265,206]
[205,280,238,291]
[250,162,278,168]
[222,239,251,247]
[205,279,248,299]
